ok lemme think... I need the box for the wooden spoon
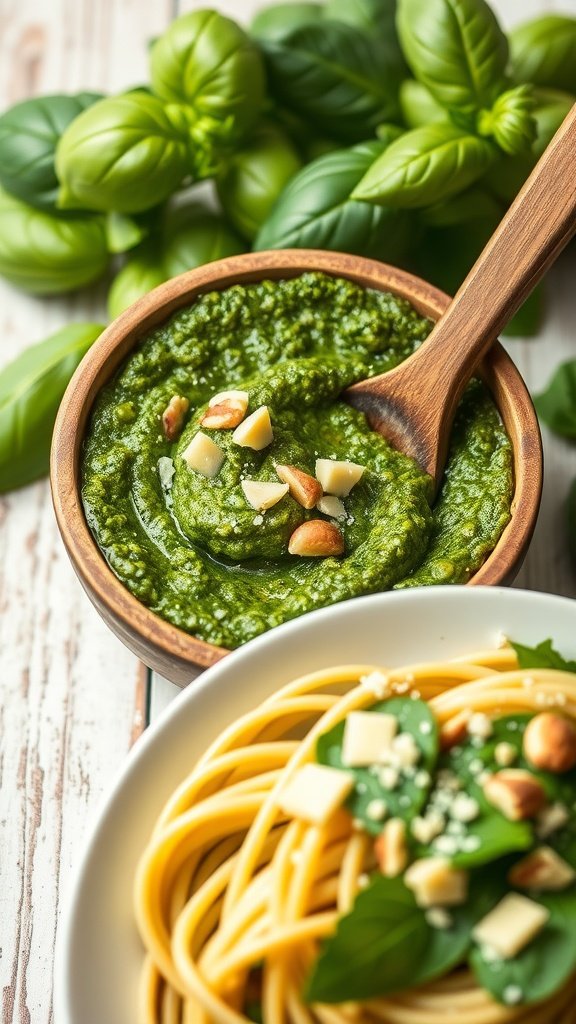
[346,105,576,493]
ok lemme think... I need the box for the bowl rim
[50,249,543,677]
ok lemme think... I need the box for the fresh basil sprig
[534,362,576,440]
[396,0,509,117]
[0,188,108,295]
[261,20,402,143]
[470,888,576,1006]
[0,323,103,492]
[316,697,438,834]
[254,136,413,260]
[150,10,266,141]
[510,15,576,95]
[0,92,102,211]
[353,124,496,208]
[307,870,502,1003]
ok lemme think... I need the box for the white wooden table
[1,0,575,1020]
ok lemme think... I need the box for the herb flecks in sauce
[82,273,513,647]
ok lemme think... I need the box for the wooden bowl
[50,250,543,686]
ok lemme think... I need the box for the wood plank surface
[0,1,574,1023]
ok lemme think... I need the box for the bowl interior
[51,251,542,682]
[53,587,576,1024]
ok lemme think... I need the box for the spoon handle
[418,103,576,379]
[379,103,576,482]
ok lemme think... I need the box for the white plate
[54,586,576,1024]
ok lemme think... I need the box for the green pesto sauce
[82,273,513,648]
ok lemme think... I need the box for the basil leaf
[324,0,408,79]
[254,139,413,261]
[534,362,576,440]
[399,79,448,129]
[107,248,165,320]
[316,697,438,834]
[477,85,537,157]
[261,21,402,143]
[250,2,323,41]
[0,92,101,211]
[0,323,103,492]
[470,889,576,1006]
[56,93,191,214]
[107,203,244,318]
[510,638,576,674]
[150,10,265,141]
[306,877,429,1002]
[325,0,396,34]
[353,124,495,208]
[397,0,508,116]
[307,871,501,1003]
[485,88,574,204]
[510,15,576,94]
[216,122,302,240]
[0,187,108,295]
[104,211,149,254]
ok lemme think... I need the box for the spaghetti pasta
[135,647,576,1024]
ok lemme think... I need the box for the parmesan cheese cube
[181,432,225,478]
[341,711,398,767]
[315,458,365,497]
[472,893,549,959]
[404,857,469,908]
[232,406,273,450]
[209,389,249,413]
[241,480,289,510]
[276,764,354,825]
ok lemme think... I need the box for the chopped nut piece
[472,893,549,959]
[232,406,273,450]
[241,480,289,511]
[536,802,570,839]
[523,712,576,774]
[276,764,354,826]
[317,495,346,520]
[181,432,225,478]
[275,464,322,509]
[288,520,344,557]
[208,389,249,412]
[201,401,246,430]
[315,458,365,497]
[375,818,408,878]
[483,769,546,821]
[162,394,189,441]
[404,857,468,908]
[440,710,471,751]
[508,846,576,891]
[494,741,518,768]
